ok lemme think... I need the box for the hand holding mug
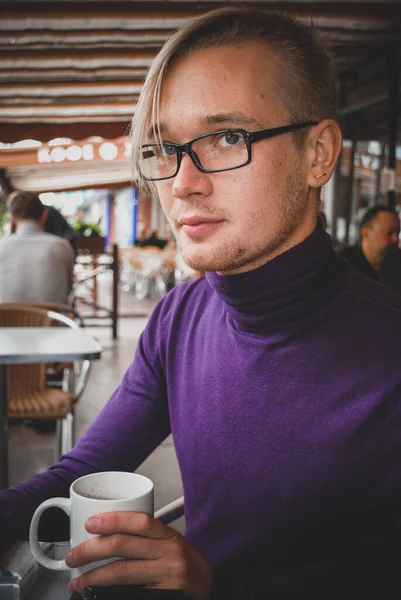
[29,471,154,578]
[65,509,213,600]
[29,471,213,600]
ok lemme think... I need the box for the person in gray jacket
[0,190,75,305]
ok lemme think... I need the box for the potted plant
[0,200,8,238]
[73,220,105,254]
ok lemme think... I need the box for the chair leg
[54,413,74,461]
[55,419,62,462]
[63,367,76,398]
[61,412,74,455]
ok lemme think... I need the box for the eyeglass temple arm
[250,121,318,143]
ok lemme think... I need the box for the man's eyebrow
[204,112,262,128]
[145,113,262,141]
[147,123,167,140]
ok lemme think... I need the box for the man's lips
[178,216,224,236]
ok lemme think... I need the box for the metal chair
[8,301,86,328]
[0,304,92,458]
[0,302,90,404]
[119,247,166,300]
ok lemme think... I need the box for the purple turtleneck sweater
[2,224,401,598]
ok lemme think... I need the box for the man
[339,205,401,284]
[44,204,79,253]
[0,190,75,305]
[137,229,168,249]
[11,203,79,251]
[1,8,401,599]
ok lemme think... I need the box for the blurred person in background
[44,204,78,253]
[137,229,168,249]
[339,205,401,291]
[11,201,78,252]
[0,190,75,305]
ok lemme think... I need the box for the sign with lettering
[0,137,131,168]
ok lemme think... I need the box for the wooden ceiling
[0,0,400,144]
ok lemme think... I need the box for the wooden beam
[0,50,156,70]
[342,107,401,142]
[0,103,136,118]
[0,96,140,106]
[0,0,398,150]
[321,29,401,44]
[1,2,399,32]
[0,67,148,83]
[0,30,172,49]
[0,27,397,51]
[2,46,389,72]
[0,81,143,97]
[6,159,134,193]
[1,1,399,18]
[0,48,157,60]
[1,14,189,32]
[0,136,130,168]
[0,121,131,143]
[0,116,132,124]
[341,82,388,116]
[10,178,133,193]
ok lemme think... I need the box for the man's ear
[306,119,342,189]
[360,225,369,242]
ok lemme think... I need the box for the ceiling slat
[0,0,399,144]
[0,27,396,48]
[0,57,155,70]
[0,103,136,118]
[0,68,148,83]
[0,97,139,106]
[0,30,171,47]
[0,82,143,96]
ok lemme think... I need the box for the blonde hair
[131,7,338,194]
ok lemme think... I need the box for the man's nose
[172,153,212,199]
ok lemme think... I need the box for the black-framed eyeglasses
[138,120,318,181]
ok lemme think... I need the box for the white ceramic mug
[29,471,154,578]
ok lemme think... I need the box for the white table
[0,327,102,490]
[1,541,70,600]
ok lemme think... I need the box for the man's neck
[361,241,380,271]
[15,220,43,234]
[15,219,42,229]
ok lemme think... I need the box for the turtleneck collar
[15,221,43,236]
[205,223,349,334]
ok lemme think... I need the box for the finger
[85,511,174,540]
[66,533,164,568]
[68,557,164,594]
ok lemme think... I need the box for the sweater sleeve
[0,302,171,555]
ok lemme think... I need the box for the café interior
[0,1,400,598]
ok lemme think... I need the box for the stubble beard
[178,164,307,274]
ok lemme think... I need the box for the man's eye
[219,132,242,147]
[142,149,155,160]
[163,144,177,156]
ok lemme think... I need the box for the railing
[71,244,119,339]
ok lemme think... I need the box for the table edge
[0,350,102,364]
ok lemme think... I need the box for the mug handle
[29,498,71,571]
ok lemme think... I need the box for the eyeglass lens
[139,131,249,180]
